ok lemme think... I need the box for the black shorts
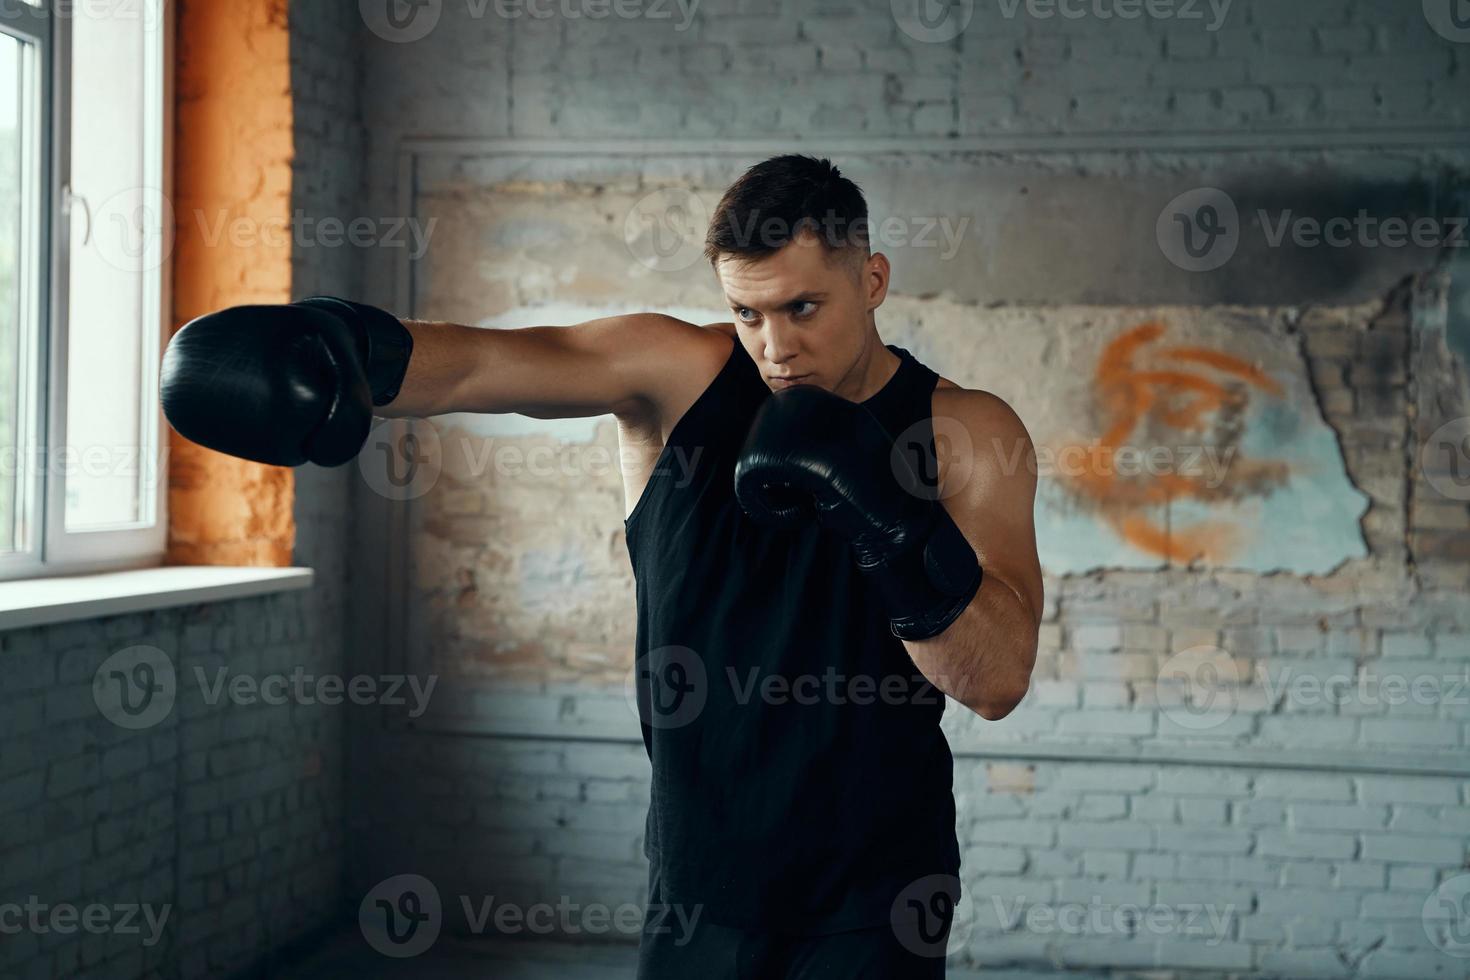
[637,863,953,980]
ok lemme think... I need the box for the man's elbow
[970,686,1028,721]
[968,642,1037,721]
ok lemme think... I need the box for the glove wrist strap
[861,506,982,641]
[296,297,414,407]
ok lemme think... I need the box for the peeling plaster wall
[345,2,1470,973]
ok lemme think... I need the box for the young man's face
[715,231,889,396]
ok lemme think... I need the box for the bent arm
[377,312,703,421]
[904,392,1043,720]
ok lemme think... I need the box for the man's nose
[764,321,799,363]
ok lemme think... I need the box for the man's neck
[841,336,902,403]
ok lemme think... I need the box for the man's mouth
[768,374,811,389]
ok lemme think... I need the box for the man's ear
[864,251,891,312]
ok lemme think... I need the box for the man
[162,155,1042,978]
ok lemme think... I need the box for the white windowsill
[0,566,315,631]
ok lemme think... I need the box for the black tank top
[625,337,961,935]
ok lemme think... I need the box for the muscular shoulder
[930,383,1035,501]
[618,314,735,433]
[933,383,1029,443]
[621,314,734,369]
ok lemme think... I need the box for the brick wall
[508,0,1464,137]
[352,0,1466,171]
[0,597,346,980]
[957,761,1468,976]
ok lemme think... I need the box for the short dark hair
[703,154,870,266]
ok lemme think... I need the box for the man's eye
[793,301,818,317]
[736,308,758,322]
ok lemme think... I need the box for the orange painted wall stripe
[166,0,295,566]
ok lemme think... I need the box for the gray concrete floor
[275,928,1216,979]
[276,932,641,979]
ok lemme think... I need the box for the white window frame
[0,0,172,583]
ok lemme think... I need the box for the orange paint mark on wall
[166,0,295,566]
[1059,321,1289,565]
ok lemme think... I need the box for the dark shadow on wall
[881,160,1469,309]
[1190,168,1468,307]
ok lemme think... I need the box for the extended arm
[379,312,706,421]
[161,298,720,467]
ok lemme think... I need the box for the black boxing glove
[734,385,982,640]
[160,297,413,467]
